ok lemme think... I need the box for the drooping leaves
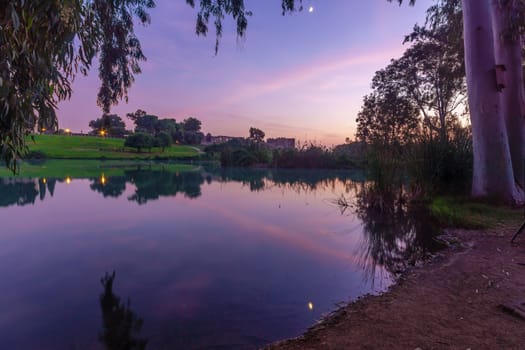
[0,0,155,172]
[186,0,303,53]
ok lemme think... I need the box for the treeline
[87,110,204,152]
[204,130,364,169]
[356,0,472,196]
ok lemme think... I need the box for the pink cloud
[196,45,405,112]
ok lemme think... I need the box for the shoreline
[263,222,525,349]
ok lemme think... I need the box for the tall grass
[365,125,473,199]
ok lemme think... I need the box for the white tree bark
[462,0,523,204]
[490,0,525,190]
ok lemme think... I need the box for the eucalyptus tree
[369,42,465,146]
[0,0,154,170]
[393,0,525,203]
[397,1,466,144]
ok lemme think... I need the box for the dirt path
[264,224,525,350]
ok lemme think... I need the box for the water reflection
[353,183,444,283]
[0,167,365,207]
[212,167,364,194]
[91,176,127,198]
[0,164,443,349]
[0,166,441,280]
[126,169,204,204]
[0,179,40,207]
[99,272,148,350]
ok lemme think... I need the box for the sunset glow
[57,0,433,145]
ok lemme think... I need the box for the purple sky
[57,0,434,145]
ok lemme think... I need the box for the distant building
[266,138,295,150]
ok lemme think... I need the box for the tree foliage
[154,131,172,152]
[1,0,154,170]
[131,113,159,134]
[125,110,203,145]
[248,127,265,144]
[124,132,154,153]
[356,93,419,147]
[368,0,465,144]
[356,0,472,195]
[89,114,127,137]
[182,117,202,133]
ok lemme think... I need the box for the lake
[0,163,440,349]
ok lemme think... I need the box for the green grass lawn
[0,159,199,178]
[430,196,523,229]
[26,134,200,159]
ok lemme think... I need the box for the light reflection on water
[0,165,439,349]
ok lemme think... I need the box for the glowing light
[42,178,47,184]
[66,177,72,185]
[65,128,71,134]
[308,302,314,310]
[100,130,106,136]
[308,6,314,13]
[101,173,106,185]
[41,128,46,132]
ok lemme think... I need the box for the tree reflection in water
[0,167,368,207]
[126,169,204,204]
[0,167,441,285]
[91,176,127,198]
[353,182,445,285]
[0,178,40,207]
[99,271,148,350]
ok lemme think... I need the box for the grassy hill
[26,134,200,160]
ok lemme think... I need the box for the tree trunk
[462,0,522,204]
[490,0,525,189]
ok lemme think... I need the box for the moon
[308,6,314,13]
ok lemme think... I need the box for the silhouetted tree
[182,117,202,133]
[249,127,265,144]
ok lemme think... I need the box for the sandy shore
[264,223,525,349]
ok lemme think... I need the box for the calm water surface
[0,165,438,349]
